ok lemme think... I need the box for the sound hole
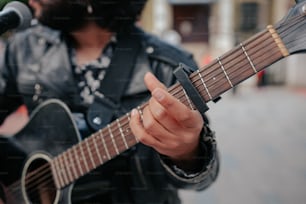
[24,157,57,204]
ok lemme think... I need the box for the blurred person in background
[0,0,219,203]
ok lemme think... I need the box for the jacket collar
[30,23,62,44]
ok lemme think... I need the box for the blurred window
[240,2,259,32]
[173,4,210,43]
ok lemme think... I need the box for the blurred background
[1,0,306,203]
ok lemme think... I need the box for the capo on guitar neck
[173,63,211,116]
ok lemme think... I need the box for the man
[0,0,219,203]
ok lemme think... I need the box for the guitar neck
[186,26,288,104]
[50,25,289,190]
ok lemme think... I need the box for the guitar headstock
[276,0,306,54]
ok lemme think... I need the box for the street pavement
[180,85,306,204]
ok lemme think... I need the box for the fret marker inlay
[217,57,233,87]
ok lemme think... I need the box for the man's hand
[130,72,204,165]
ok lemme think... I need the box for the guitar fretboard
[50,26,287,189]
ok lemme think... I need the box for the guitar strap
[87,26,142,130]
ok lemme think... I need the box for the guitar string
[7,13,304,201]
[278,20,306,49]
[276,12,306,38]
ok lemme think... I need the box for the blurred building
[141,0,306,87]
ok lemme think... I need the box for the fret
[62,153,73,182]
[126,112,138,143]
[136,107,145,142]
[54,158,64,187]
[60,157,69,185]
[93,134,103,164]
[79,143,90,172]
[73,145,84,176]
[182,88,194,109]
[240,43,258,73]
[137,106,144,121]
[99,129,111,160]
[85,138,96,169]
[50,161,61,189]
[217,57,233,87]
[67,148,78,180]
[197,69,212,100]
[117,119,128,149]
[126,112,131,122]
[58,157,69,186]
[107,124,119,155]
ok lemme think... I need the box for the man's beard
[34,0,88,32]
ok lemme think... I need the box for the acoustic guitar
[1,1,306,203]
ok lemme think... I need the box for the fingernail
[131,109,138,116]
[153,89,164,101]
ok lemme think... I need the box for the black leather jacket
[0,25,219,204]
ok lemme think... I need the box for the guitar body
[1,99,81,204]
